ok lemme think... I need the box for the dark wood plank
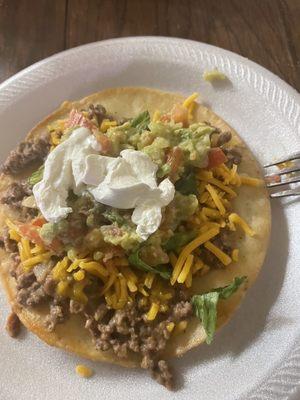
[0,0,299,92]
[0,0,66,83]
[278,0,300,91]
[66,0,299,91]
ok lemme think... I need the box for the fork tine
[270,189,300,198]
[266,175,300,188]
[265,165,300,178]
[264,151,300,168]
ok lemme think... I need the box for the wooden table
[0,0,299,91]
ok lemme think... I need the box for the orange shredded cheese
[147,302,160,321]
[177,254,194,283]
[232,249,239,262]
[171,227,219,285]
[228,213,255,236]
[240,176,264,187]
[205,184,226,215]
[152,110,161,122]
[79,261,108,279]
[166,322,175,332]
[174,320,188,335]
[100,119,117,132]
[22,252,52,270]
[75,364,93,378]
[144,272,155,289]
[182,92,198,108]
[73,270,85,281]
[204,241,232,266]
[202,207,221,219]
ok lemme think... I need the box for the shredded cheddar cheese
[144,272,155,289]
[152,110,161,122]
[147,302,160,321]
[232,249,239,262]
[185,270,193,288]
[205,184,226,215]
[174,320,188,335]
[100,119,117,132]
[182,92,198,108]
[204,241,232,266]
[171,227,219,285]
[240,176,264,187]
[75,364,93,378]
[229,213,255,236]
[9,229,20,242]
[202,207,221,219]
[22,252,52,270]
[166,322,175,332]
[177,254,194,283]
[73,270,85,281]
[192,258,204,274]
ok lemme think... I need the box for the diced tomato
[19,221,63,252]
[207,148,227,169]
[19,224,44,246]
[161,114,171,123]
[96,133,112,155]
[166,147,183,178]
[170,104,189,127]
[31,217,46,227]
[66,109,94,130]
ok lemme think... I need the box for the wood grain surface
[0,0,299,91]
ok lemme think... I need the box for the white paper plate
[0,37,299,400]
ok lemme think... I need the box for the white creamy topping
[33,127,100,223]
[33,128,175,240]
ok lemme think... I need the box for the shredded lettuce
[164,231,197,252]
[128,248,171,280]
[175,170,198,195]
[102,209,125,226]
[191,276,247,344]
[131,111,150,133]
[28,166,44,186]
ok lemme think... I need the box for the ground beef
[172,300,193,320]
[44,300,68,332]
[1,229,18,253]
[224,147,242,166]
[69,299,85,314]
[43,275,56,296]
[152,360,173,390]
[17,281,48,307]
[87,104,108,126]
[16,271,36,289]
[94,303,109,321]
[5,312,21,338]
[201,230,233,269]
[2,134,50,175]
[16,268,50,307]
[216,131,232,147]
[102,246,125,262]
[33,263,53,284]
[9,253,21,278]
[1,181,32,208]
[1,181,37,219]
[85,298,192,389]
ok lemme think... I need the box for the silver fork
[264,151,300,198]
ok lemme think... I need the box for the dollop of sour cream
[33,127,175,240]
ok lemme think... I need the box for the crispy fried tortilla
[0,87,271,367]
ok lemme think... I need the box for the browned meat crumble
[2,134,50,175]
